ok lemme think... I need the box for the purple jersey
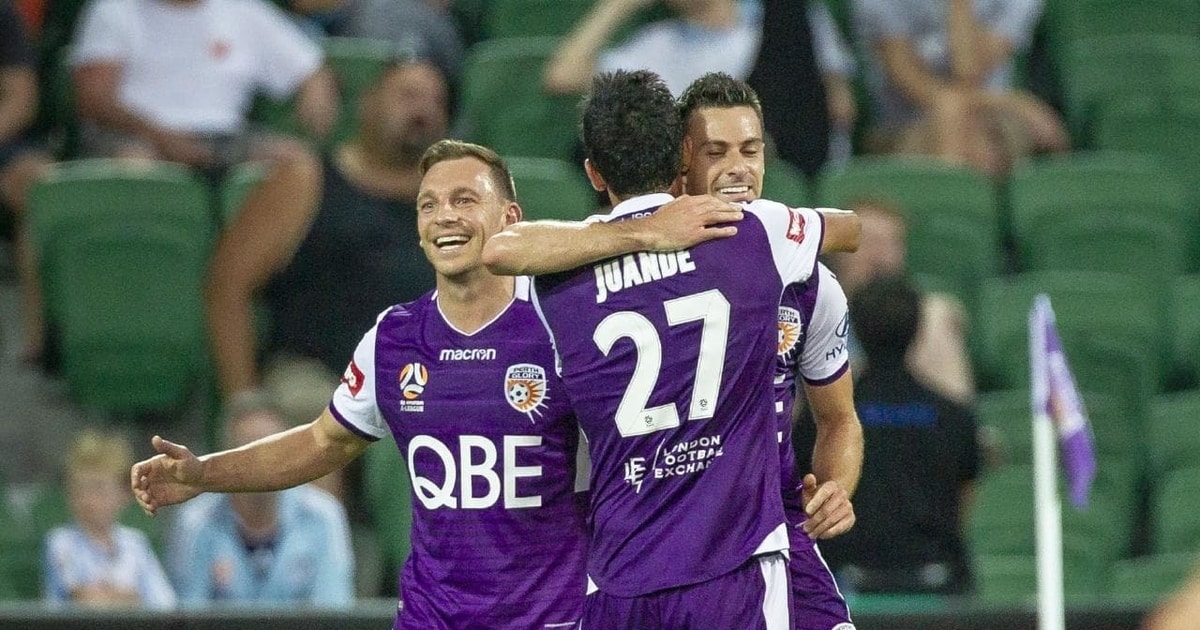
[531,193,825,597]
[330,277,587,629]
[775,263,851,506]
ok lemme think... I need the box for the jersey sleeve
[799,264,851,385]
[745,200,825,286]
[328,313,389,441]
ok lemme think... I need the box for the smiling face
[682,105,765,203]
[417,156,520,281]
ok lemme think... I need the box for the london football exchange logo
[504,363,549,420]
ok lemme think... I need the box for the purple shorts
[583,553,791,629]
[790,518,856,630]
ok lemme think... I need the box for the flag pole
[1030,295,1066,630]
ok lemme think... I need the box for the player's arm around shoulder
[482,195,743,275]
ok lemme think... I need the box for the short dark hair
[580,70,682,199]
[849,274,921,362]
[418,139,517,202]
[677,72,764,128]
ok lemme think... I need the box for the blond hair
[66,428,133,484]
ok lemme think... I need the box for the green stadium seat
[461,37,580,161]
[974,554,1037,605]
[323,37,405,145]
[27,159,216,413]
[1058,34,1200,139]
[818,156,1002,311]
[1043,0,1200,45]
[483,0,595,39]
[1091,95,1200,228]
[973,271,1165,412]
[1147,391,1200,478]
[362,442,413,587]
[1173,276,1200,385]
[761,157,812,208]
[506,156,597,222]
[1152,466,1200,554]
[976,389,1035,466]
[1109,553,1198,605]
[0,486,40,600]
[1007,152,1196,278]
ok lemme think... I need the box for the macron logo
[439,348,497,361]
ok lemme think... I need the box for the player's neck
[435,273,515,334]
[336,143,422,201]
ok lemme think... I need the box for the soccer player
[679,71,863,630]
[488,69,826,628]
[131,139,742,628]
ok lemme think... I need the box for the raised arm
[483,194,743,276]
[131,409,369,516]
[820,208,861,254]
[543,0,652,94]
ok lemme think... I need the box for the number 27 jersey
[531,193,825,597]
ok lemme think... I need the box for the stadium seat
[1151,466,1200,554]
[1042,0,1200,46]
[761,156,813,208]
[1057,34,1200,139]
[483,0,595,38]
[817,156,1002,311]
[0,486,39,600]
[1173,276,1200,385]
[27,159,216,413]
[973,554,1037,605]
[1007,152,1195,278]
[1147,391,1200,478]
[1109,553,1198,605]
[506,156,597,222]
[362,442,413,587]
[973,271,1165,411]
[1091,94,1200,213]
[460,37,581,161]
[976,389,1034,466]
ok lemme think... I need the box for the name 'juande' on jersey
[531,193,825,598]
[328,277,587,630]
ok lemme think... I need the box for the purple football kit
[531,193,825,628]
[330,277,588,630]
[775,263,856,630]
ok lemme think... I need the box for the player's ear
[583,159,607,192]
[505,201,523,226]
[680,136,693,176]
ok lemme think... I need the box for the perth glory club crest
[505,363,548,421]
[777,306,802,356]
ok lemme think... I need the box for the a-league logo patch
[398,363,428,400]
[786,208,807,245]
[341,360,365,397]
[504,363,548,419]
[777,306,802,356]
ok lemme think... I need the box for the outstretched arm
[799,369,863,540]
[483,194,743,276]
[131,409,369,516]
[820,208,861,254]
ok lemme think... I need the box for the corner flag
[1029,294,1097,508]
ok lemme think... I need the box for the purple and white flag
[1029,294,1097,508]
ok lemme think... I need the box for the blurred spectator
[852,0,1069,179]
[544,0,761,97]
[44,428,176,609]
[809,274,981,595]
[827,199,975,405]
[744,0,839,177]
[1143,561,1200,630]
[67,0,335,224]
[807,0,857,165]
[167,392,354,607]
[1,1,54,366]
[205,57,445,403]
